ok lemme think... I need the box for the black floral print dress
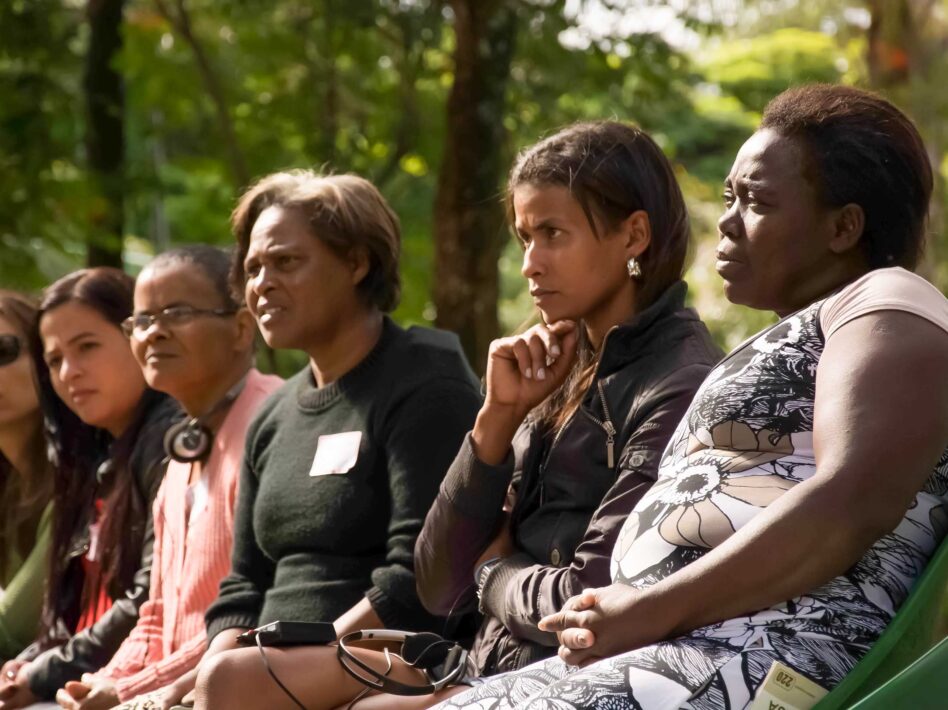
[435,294,948,710]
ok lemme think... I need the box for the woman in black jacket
[194,122,721,710]
[0,268,179,709]
[414,121,723,680]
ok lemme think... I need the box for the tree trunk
[84,0,126,268]
[433,0,517,373]
[867,0,914,87]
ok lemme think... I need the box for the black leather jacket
[20,392,179,699]
[415,281,723,676]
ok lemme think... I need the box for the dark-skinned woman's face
[717,129,841,315]
[243,205,366,352]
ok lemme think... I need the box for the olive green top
[0,502,53,660]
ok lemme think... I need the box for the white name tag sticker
[749,660,828,710]
[309,431,363,477]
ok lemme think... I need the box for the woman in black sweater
[194,124,721,710]
[158,172,481,708]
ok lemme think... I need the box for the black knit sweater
[205,318,481,639]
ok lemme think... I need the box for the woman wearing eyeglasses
[0,268,180,710]
[46,247,284,710]
[0,292,54,664]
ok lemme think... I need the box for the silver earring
[627,257,642,279]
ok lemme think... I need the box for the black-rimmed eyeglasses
[121,306,237,338]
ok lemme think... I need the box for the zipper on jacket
[582,379,617,469]
[538,376,618,505]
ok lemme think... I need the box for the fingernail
[551,344,561,356]
[525,368,532,379]
[536,367,546,380]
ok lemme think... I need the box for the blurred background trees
[1,0,946,373]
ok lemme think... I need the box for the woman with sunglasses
[0,268,179,710]
[51,246,283,710]
[0,293,54,663]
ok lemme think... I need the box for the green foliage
[702,28,843,113]
[0,1,88,291]
[2,1,945,374]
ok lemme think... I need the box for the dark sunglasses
[0,334,22,367]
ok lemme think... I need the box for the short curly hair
[230,171,401,312]
[761,84,932,270]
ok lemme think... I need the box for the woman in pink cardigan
[54,246,282,710]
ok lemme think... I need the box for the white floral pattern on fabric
[434,299,948,710]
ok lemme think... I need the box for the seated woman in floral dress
[436,84,948,710]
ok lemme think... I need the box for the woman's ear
[348,247,371,287]
[829,203,865,255]
[233,308,257,353]
[620,210,652,260]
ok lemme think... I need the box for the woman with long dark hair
[0,292,54,662]
[0,268,179,709]
[193,122,722,709]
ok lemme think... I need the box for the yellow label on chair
[749,660,828,710]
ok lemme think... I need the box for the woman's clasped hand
[537,584,682,667]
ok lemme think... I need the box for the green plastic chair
[846,635,948,709]
[813,536,948,710]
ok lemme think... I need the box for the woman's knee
[195,650,256,708]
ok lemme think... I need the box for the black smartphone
[236,620,336,647]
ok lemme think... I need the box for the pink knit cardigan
[100,369,283,701]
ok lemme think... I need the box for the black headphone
[337,629,468,696]
[163,376,247,463]
[163,418,212,463]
